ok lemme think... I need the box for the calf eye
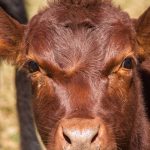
[122,57,133,69]
[27,60,40,73]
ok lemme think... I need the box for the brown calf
[0,0,150,149]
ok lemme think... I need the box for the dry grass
[113,0,150,18]
[0,0,150,149]
[0,63,19,150]
[25,0,48,19]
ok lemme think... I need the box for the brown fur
[0,0,150,149]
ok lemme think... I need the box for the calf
[0,0,150,149]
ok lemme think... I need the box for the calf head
[0,0,150,150]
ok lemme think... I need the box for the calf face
[0,0,150,149]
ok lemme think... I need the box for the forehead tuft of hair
[57,0,102,6]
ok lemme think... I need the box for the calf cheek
[107,74,137,141]
[31,76,61,144]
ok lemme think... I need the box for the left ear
[135,7,150,58]
[135,7,150,120]
[0,8,26,63]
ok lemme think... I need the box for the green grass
[0,0,150,149]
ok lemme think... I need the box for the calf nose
[59,118,101,150]
[63,126,99,144]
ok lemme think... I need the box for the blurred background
[0,0,150,149]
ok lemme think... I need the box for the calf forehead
[26,1,135,71]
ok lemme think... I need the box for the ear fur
[0,8,25,63]
[136,7,150,120]
[136,7,150,58]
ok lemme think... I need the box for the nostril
[91,132,99,143]
[63,132,72,144]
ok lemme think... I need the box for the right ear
[0,8,26,63]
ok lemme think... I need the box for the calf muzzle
[53,118,114,150]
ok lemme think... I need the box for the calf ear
[0,8,25,63]
[136,7,150,120]
[136,7,150,58]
